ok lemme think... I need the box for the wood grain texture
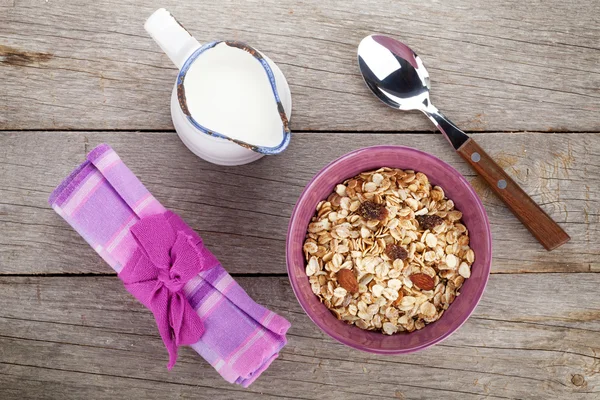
[2,2,598,399]
[1,131,598,275]
[1,275,599,399]
[1,0,599,132]
[458,138,571,250]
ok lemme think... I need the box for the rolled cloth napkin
[49,144,290,387]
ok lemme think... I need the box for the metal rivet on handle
[498,179,507,189]
[471,152,481,162]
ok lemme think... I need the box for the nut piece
[305,256,319,276]
[416,214,444,230]
[385,243,408,261]
[458,262,471,278]
[337,269,359,294]
[409,273,435,291]
[333,287,347,298]
[358,201,388,221]
[445,254,459,269]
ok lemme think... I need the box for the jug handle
[145,8,201,69]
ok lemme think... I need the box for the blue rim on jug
[176,40,291,155]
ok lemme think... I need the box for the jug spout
[145,8,201,69]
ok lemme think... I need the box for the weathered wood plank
[0,275,598,399]
[1,0,598,132]
[0,131,598,275]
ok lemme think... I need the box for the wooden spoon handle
[457,138,570,250]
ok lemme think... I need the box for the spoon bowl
[358,35,431,112]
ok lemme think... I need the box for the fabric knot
[118,212,215,369]
[157,267,184,292]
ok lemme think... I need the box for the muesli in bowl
[303,167,475,335]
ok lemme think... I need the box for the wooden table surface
[1,1,599,399]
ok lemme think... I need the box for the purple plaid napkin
[49,144,290,387]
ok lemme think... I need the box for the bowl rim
[286,145,492,354]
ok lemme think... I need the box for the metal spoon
[357,34,570,250]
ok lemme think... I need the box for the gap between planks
[1,129,598,134]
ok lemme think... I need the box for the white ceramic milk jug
[145,9,292,166]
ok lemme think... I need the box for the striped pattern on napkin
[49,143,290,387]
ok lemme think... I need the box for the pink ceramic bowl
[286,146,492,354]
